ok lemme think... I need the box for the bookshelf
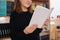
[32,0,50,10]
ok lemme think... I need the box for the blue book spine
[0,0,7,16]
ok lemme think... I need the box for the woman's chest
[14,13,32,25]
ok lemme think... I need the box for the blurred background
[0,0,60,40]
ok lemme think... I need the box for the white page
[29,5,53,28]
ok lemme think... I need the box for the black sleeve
[10,11,17,28]
[10,12,15,24]
[33,28,43,34]
[9,11,17,37]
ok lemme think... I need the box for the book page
[29,5,53,28]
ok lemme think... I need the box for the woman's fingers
[23,24,38,34]
[23,27,29,34]
[28,24,38,33]
[42,19,49,28]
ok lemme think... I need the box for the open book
[29,5,53,28]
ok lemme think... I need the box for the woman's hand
[42,19,49,28]
[23,24,38,34]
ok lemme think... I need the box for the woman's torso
[10,11,40,40]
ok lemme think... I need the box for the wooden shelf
[33,0,49,2]
[32,0,50,9]
[55,29,60,40]
[41,30,49,33]
[0,37,11,40]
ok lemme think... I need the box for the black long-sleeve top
[10,11,42,40]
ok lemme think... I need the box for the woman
[10,0,48,40]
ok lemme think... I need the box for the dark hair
[14,0,32,13]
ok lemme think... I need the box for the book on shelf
[32,3,49,11]
[7,1,14,16]
[0,0,7,16]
